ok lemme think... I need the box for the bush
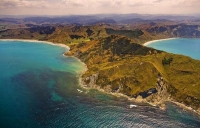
[162,57,173,65]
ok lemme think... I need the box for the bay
[0,40,199,128]
[146,38,200,60]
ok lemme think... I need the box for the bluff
[66,35,200,112]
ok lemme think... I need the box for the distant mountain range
[1,13,200,25]
[118,18,171,24]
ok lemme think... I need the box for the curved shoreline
[143,38,177,46]
[1,38,199,116]
[0,39,87,75]
[0,39,70,50]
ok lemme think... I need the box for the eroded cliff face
[145,74,169,106]
[81,71,169,107]
[65,35,200,111]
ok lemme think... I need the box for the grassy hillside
[67,35,200,111]
[0,25,109,44]
[1,24,200,45]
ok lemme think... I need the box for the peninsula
[1,16,200,114]
[65,35,200,114]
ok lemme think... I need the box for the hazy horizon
[0,0,200,16]
[1,13,200,17]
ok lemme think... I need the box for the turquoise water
[146,38,200,60]
[0,40,200,128]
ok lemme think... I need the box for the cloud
[152,0,200,7]
[61,0,113,8]
[0,0,50,8]
[0,0,200,15]
[0,0,18,8]
[62,0,84,7]
[178,0,200,7]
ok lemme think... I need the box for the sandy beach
[0,39,70,50]
[0,39,88,78]
[143,38,177,46]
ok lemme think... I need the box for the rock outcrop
[145,73,169,106]
[82,71,169,108]
[83,73,99,88]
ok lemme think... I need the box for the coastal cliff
[65,35,200,113]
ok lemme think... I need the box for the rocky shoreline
[79,68,200,115]
[79,71,164,110]
[79,69,200,116]
[65,51,200,116]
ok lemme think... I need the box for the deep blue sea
[146,38,200,60]
[0,40,200,128]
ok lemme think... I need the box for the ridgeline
[66,35,200,113]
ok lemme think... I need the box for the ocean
[146,38,200,60]
[0,40,200,128]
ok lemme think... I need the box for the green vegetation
[68,35,200,110]
[1,23,200,111]
[0,23,200,45]
[162,57,173,65]
[105,28,144,39]
[0,25,109,45]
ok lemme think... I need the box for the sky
[0,0,200,15]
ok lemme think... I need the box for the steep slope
[66,35,200,112]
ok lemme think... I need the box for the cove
[145,38,200,60]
